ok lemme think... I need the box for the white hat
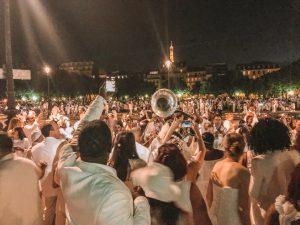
[131,162,181,203]
[31,129,42,142]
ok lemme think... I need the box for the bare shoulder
[229,163,250,183]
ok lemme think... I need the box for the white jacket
[0,153,43,225]
[58,144,151,225]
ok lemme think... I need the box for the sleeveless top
[196,159,221,209]
[207,174,242,225]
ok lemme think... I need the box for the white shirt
[250,150,300,225]
[31,136,63,196]
[58,144,151,225]
[0,153,42,225]
[136,142,153,164]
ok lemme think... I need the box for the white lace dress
[208,184,242,225]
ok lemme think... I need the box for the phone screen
[181,120,192,128]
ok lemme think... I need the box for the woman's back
[207,159,250,225]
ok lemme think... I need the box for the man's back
[0,154,42,225]
[59,144,140,225]
[31,137,63,174]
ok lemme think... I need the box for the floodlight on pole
[44,66,51,74]
[44,65,51,116]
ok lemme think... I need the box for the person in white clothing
[207,133,251,225]
[58,120,150,225]
[131,127,154,163]
[0,132,43,225]
[264,163,300,225]
[248,118,300,225]
[31,121,64,225]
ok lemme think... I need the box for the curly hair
[155,143,187,181]
[249,118,291,155]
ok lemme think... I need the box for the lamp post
[44,66,51,116]
[4,0,16,115]
[165,60,172,89]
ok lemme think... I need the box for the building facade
[237,61,280,79]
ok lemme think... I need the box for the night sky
[1,0,300,71]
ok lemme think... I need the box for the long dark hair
[111,131,139,181]
[148,198,185,225]
[14,127,26,140]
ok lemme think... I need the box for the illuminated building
[237,61,280,79]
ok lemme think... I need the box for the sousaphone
[151,89,178,118]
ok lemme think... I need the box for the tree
[116,77,156,97]
[191,81,202,94]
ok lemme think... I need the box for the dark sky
[1,0,300,71]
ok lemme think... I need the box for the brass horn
[151,89,178,118]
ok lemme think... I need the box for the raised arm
[186,122,207,182]
[161,117,182,144]
[70,95,106,145]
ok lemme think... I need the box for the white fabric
[23,122,39,142]
[249,150,300,225]
[0,153,43,225]
[176,180,193,213]
[131,162,181,203]
[13,138,31,157]
[275,195,300,225]
[58,144,151,225]
[31,137,63,197]
[197,159,221,209]
[209,184,242,225]
[136,142,153,163]
[71,96,105,145]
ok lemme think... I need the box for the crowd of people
[0,91,300,225]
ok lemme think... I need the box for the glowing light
[79,96,83,99]
[44,66,51,74]
[145,94,149,98]
[165,60,172,70]
[32,95,38,101]
[288,90,295,96]
[177,93,183,98]
[125,95,128,99]
[52,98,57,101]
[21,96,27,101]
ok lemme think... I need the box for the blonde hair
[7,117,22,131]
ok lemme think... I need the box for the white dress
[176,180,192,213]
[196,159,221,209]
[209,184,242,225]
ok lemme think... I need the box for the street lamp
[44,65,51,116]
[165,60,172,89]
[44,65,51,96]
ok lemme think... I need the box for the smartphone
[181,120,192,128]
